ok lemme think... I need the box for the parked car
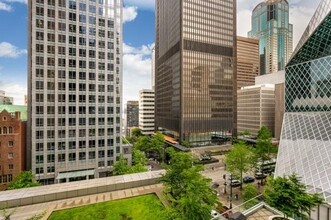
[243,176,255,183]
[255,172,267,179]
[210,210,220,218]
[228,179,241,187]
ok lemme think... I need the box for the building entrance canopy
[56,170,95,180]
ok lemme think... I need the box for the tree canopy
[7,171,40,190]
[243,184,258,209]
[263,174,324,218]
[112,152,148,176]
[225,142,255,189]
[161,148,217,220]
[131,128,143,138]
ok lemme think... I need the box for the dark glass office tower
[155,0,236,145]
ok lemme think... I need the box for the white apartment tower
[28,0,123,184]
[139,89,155,135]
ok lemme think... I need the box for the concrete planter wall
[268,215,294,220]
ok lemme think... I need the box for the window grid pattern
[285,56,331,113]
[275,112,331,203]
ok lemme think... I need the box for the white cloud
[123,6,138,23]
[0,42,27,58]
[0,2,12,11]
[290,5,318,49]
[237,9,252,37]
[0,82,26,105]
[123,43,154,104]
[124,0,154,10]
[123,43,154,55]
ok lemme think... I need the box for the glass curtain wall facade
[248,0,293,75]
[28,0,123,184]
[155,0,236,145]
[275,0,331,206]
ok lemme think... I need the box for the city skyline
[0,0,320,106]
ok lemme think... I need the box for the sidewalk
[6,184,164,220]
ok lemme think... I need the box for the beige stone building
[255,71,285,139]
[237,36,260,90]
[237,84,275,136]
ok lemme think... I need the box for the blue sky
[0,0,320,105]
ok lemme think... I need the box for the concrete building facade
[139,89,155,136]
[255,70,285,139]
[237,36,260,90]
[28,0,123,184]
[237,84,275,136]
[155,0,237,145]
[248,0,293,75]
[0,91,13,105]
[0,105,27,190]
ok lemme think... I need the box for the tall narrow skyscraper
[155,0,236,145]
[248,0,293,75]
[28,0,123,184]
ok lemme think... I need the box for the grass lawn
[48,194,167,220]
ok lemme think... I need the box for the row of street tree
[225,126,277,189]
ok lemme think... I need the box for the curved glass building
[248,0,293,75]
[275,0,331,216]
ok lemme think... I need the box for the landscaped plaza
[48,194,167,220]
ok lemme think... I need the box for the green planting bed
[48,194,167,220]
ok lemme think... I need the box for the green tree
[7,171,40,190]
[149,132,165,161]
[113,155,131,175]
[238,130,251,136]
[243,184,258,209]
[130,149,148,173]
[113,151,148,176]
[263,174,324,219]
[161,148,217,220]
[225,142,255,189]
[134,136,150,152]
[131,128,143,138]
[132,149,147,166]
[255,126,274,184]
[180,141,190,148]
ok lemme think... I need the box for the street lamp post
[229,173,233,209]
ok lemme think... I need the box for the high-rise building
[151,47,155,90]
[275,0,331,216]
[155,0,236,145]
[0,105,27,190]
[237,36,260,90]
[28,0,123,184]
[237,84,275,136]
[139,89,155,136]
[126,101,139,136]
[0,91,13,105]
[248,0,293,75]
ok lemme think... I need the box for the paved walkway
[5,184,164,220]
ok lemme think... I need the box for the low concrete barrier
[0,170,165,208]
